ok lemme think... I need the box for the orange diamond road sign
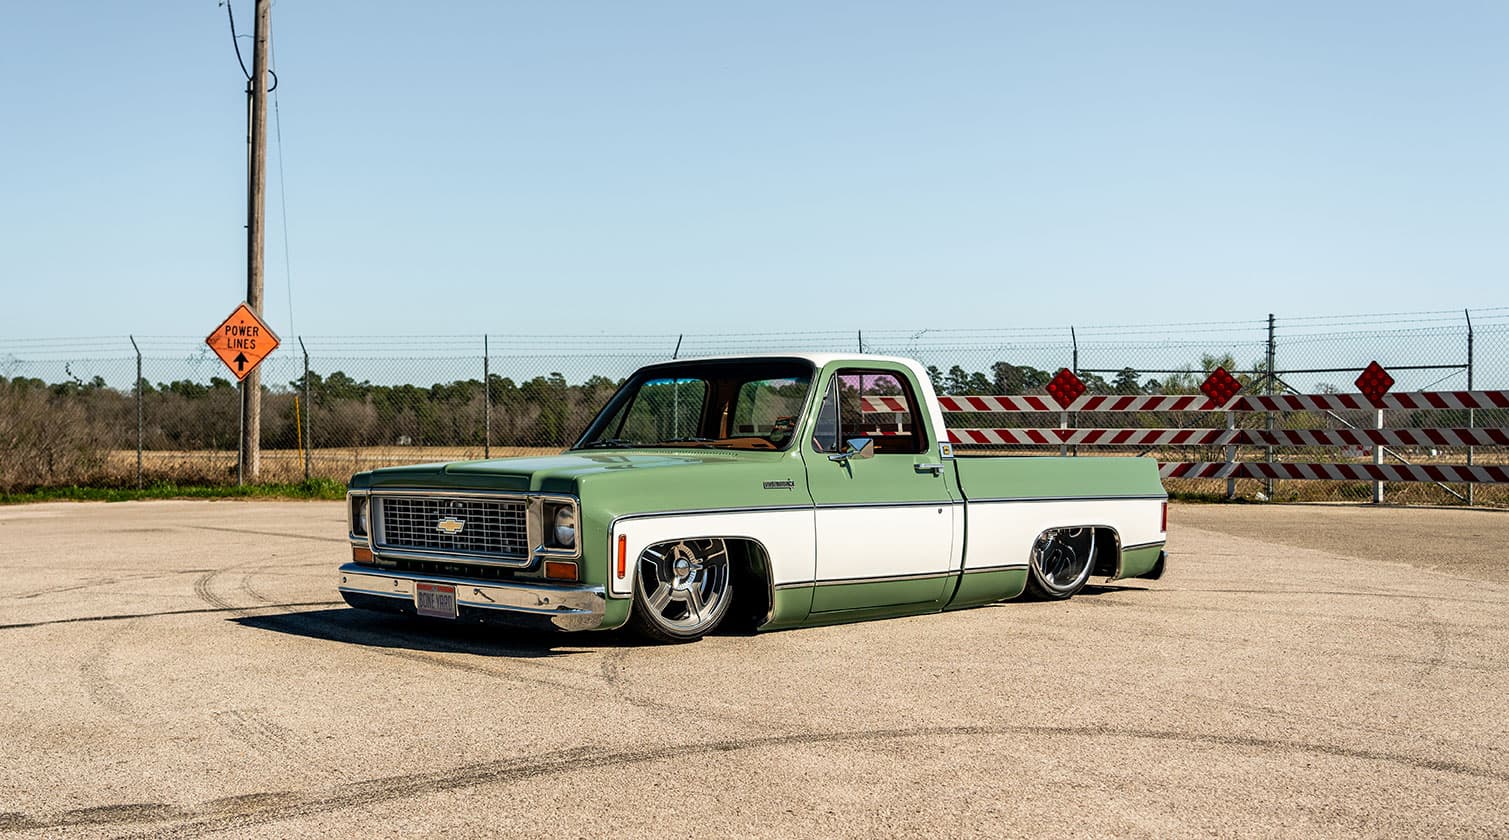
[205,303,280,382]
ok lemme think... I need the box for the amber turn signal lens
[616,534,627,579]
[544,560,578,581]
[352,546,373,564]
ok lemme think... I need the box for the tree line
[0,354,1254,479]
[6,353,1491,491]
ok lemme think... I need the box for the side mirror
[828,437,875,463]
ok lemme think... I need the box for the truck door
[802,367,959,612]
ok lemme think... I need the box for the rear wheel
[627,538,734,642]
[1024,528,1096,600]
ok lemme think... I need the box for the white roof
[650,352,921,368]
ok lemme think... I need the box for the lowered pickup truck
[340,354,1167,641]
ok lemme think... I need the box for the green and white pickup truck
[340,354,1167,641]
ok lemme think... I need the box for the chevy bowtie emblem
[436,518,466,535]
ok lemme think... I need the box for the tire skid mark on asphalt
[594,646,756,722]
[274,610,609,696]
[192,568,238,612]
[1163,587,1508,606]
[1120,598,1499,631]
[239,573,277,606]
[182,525,347,545]
[599,646,627,691]
[212,709,297,759]
[79,618,141,717]
[18,723,1495,839]
[0,802,185,833]
[0,602,346,631]
[0,791,304,835]
[256,611,776,727]
[10,570,204,601]
[16,576,125,600]
[1177,691,1464,748]
[1065,596,1134,608]
[1410,599,1453,687]
[195,566,331,764]
[1368,653,1502,677]
[252,561,340,572]
[1024,613,1504,678]
[74,564,306,720]
[196,561,297,613]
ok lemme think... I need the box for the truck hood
[360,449,771,493]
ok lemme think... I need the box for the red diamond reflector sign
[1046,368,1086,409]
[1354,360,1394,408]
[1200,366,1242,405]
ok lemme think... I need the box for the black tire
[1023,528,1096,601]
[627,538,734,643]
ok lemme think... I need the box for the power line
[271,36,295,338]
[220,1,251,80]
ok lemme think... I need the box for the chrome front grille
[376,495,529,560]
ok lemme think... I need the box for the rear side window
[810,370,926,455]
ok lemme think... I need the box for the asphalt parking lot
[1,500,1506,838]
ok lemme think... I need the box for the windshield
[574,360,814,451]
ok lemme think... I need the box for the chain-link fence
[2,308,1506,504]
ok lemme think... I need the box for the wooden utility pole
[241,0,271,483]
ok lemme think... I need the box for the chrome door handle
[914,463,944,476]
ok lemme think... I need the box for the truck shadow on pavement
[232,607,653,659]
[1078,583,1150,595]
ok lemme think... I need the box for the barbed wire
[0,308,1503,384]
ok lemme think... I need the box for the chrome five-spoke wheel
[1024,527,1097,600]
[628,538,734,642]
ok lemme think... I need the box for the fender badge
[762,480,796,490]
[436,518,466,534]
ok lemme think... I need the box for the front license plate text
[415,582,458,619]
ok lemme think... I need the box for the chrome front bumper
[337,563,606,631]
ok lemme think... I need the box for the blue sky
[2,1,1505,340]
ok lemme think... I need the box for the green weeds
[0,478,347,505]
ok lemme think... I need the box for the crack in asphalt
[0,724,1497,838]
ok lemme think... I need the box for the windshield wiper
[581,438,638,449]
[662,437,717,446]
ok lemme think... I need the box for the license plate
[414,582,458,619]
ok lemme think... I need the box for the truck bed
[953,454,1164,501]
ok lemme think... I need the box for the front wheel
[1024,528,1096,600]
[627,538,734,642]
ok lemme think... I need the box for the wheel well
[722,539,773,633]
[1089,527,1122,578]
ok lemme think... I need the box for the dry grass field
[101,447,564,484]
[79,447,1509,508]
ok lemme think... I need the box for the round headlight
[553,506,576,548]
[353,497,369,536]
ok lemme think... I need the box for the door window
[810,370,926,455]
